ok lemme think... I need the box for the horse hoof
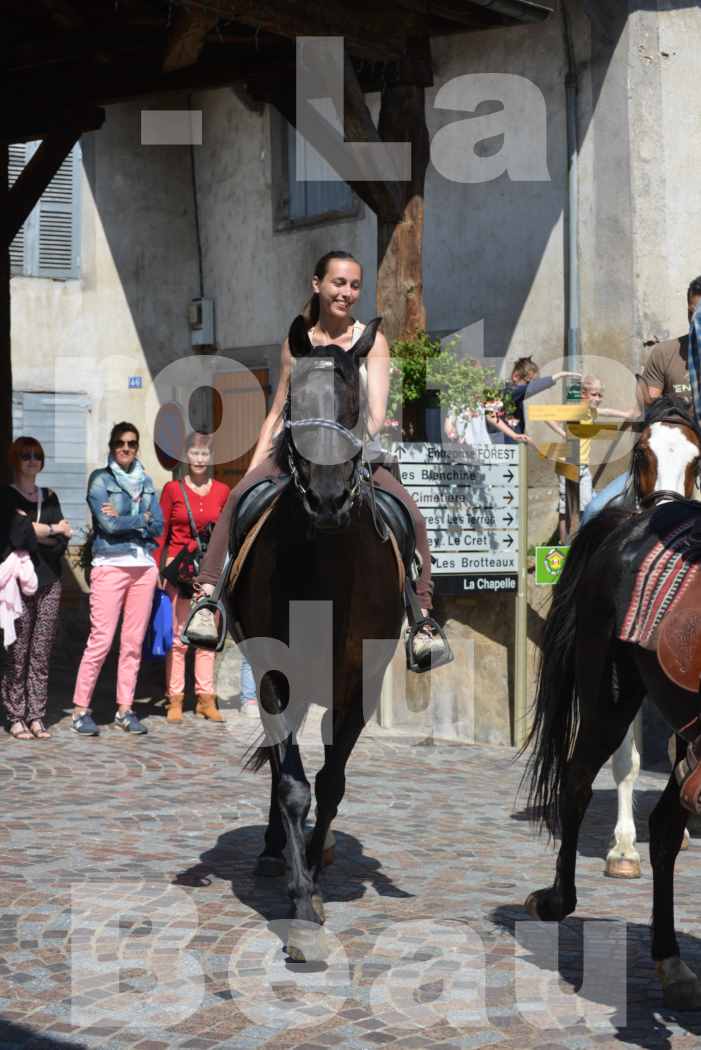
[658,957,701,1009]
[524,888,574,922]
[663,980,701,1010]
[604,857,641,879]
[255,854,286,877]
[311,894,326,924]
[322,846,335,868]
[681,830,690,851]
[286,922,326,964]
[525,893,541,919]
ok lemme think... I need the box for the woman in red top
[154,433,229,723]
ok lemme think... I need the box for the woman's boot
[195,693,224,722]
[166,693,185,723]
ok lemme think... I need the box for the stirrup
[181,596,228,652]
[405,617,454,674]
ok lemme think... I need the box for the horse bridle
[285,417,364,506]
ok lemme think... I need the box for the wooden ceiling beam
[3,103,105,148]
[182,0,408,59]
[162,7,220,73]
[38,0,88,31]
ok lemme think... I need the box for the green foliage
[386,331,515,426]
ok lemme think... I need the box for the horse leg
[649,741,701,1008]
[255,769,287,877]
[527,657,644,922]
[606,712,642,878]
[306,702,366,899]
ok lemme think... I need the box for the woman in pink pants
[154,434,229,723]
[71,422,163,736]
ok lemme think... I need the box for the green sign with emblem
[535,545,570,586]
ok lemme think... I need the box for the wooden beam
[39,0,87,31]
[0,148,11,484]
[4,128,81,246]
[2,105,105,147]
[376,38,431,345]
[162,7,220,73]
[184,0,407,59]
[267,56,404,223]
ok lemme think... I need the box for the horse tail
[242,741,270,773]
[521,508,630,834]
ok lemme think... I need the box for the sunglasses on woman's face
[20,452,42,462]
[112,440,138,450]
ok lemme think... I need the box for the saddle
[657,581,701,692]
[229,477,417,587]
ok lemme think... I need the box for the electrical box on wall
[188,297,215,348]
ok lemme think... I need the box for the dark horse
[231,316,404,961]
[524,397,701,1007]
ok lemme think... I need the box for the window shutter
[287,112,354,221]
[36,143,81,279]
[9,143,27,276]
[8,140,81,280]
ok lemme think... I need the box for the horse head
[633,396,701,505]
[279,314,382,530]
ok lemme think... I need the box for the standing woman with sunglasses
[0,437,72,739]
[71,422,163,736]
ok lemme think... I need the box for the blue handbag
[142,588,174,660]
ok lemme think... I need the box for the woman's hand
[56,519,72,538]
[101,502,117,518]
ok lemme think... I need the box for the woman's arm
[365,331,390,437]
[152,483,174,565]
[247,339,293,473]
[86,471,149,536]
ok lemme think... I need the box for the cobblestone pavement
[2,696,701,1050]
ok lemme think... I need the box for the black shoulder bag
[161,482,213,598]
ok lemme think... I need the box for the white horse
[604,412,701,877]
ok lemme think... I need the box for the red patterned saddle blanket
[618,517,701,650]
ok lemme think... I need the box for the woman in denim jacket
[71,422,163,736]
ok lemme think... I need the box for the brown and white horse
[605,400,701,878]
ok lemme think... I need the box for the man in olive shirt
[642,276,701,406]
[581,276,701,524]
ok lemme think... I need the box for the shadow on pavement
[491,904,701,1050]
[173,825,413,922]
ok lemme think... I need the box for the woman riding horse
[194,250,447,664]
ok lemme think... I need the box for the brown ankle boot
[195,693,224,722]
[166,693,185,723]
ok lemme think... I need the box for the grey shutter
[8,140,81,280]
[9,144,26,276]
[12,392,90,544]
[36,143,81,279]
[287,119,353,221]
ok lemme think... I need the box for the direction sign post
[390,441,529,746]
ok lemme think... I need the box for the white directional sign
[394,442,521,577]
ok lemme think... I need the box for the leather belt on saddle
[226,477,413,599]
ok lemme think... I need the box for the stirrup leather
[403,577,453,673]
[676,735,701,815]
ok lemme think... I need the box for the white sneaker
[241,699,260,718]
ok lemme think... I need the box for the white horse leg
[605,715,642,878]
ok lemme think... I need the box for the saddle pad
[618,516,701,647]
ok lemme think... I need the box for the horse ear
[288,315,313,358]
[352,317,382,359]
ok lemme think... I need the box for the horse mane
[644,395,701,437]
